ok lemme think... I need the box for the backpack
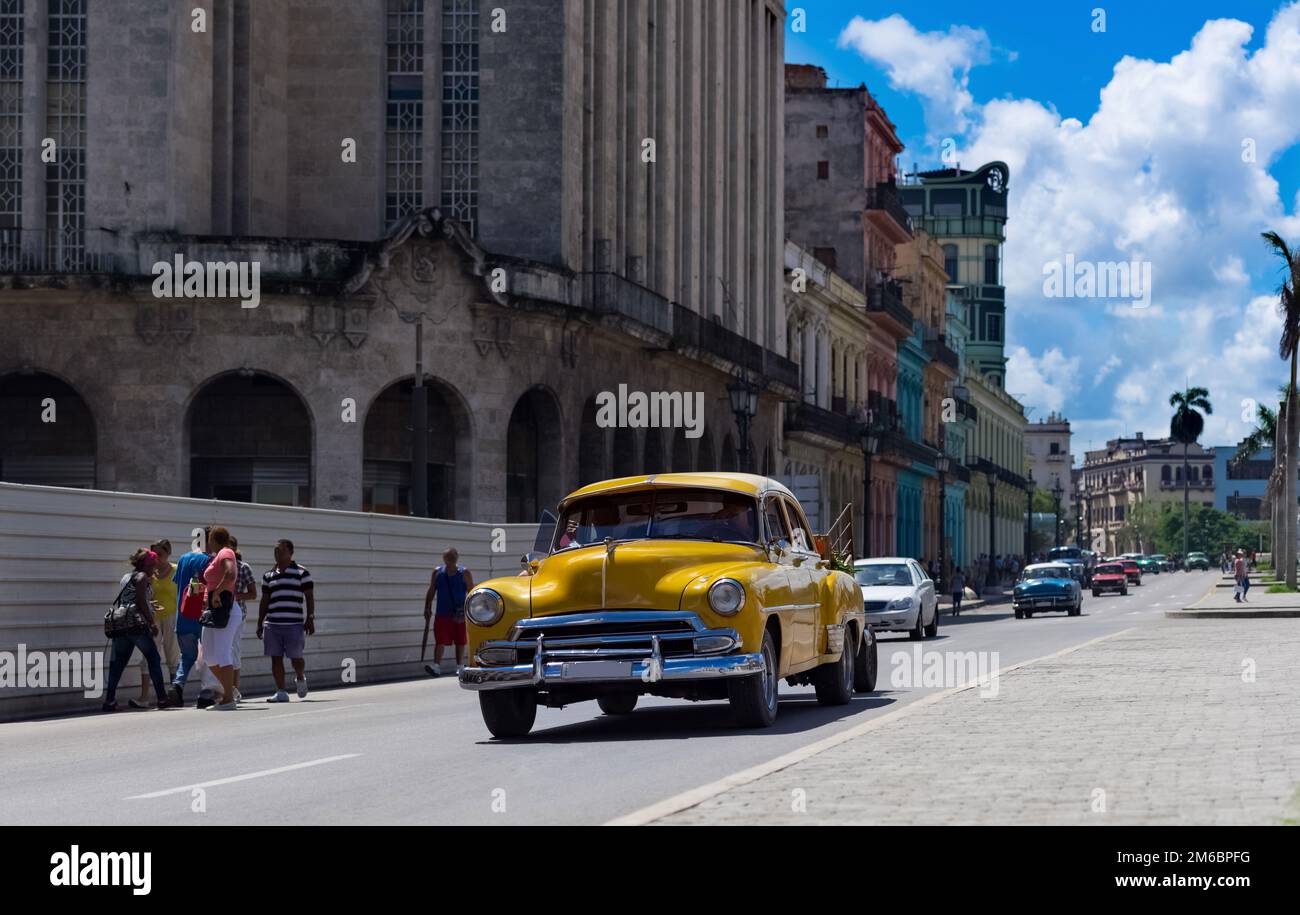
[104,577,150,639]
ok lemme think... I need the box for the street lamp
[935,451,951,594]
[861,422,881,558]
[727,375,760,473]
[1051,476,1064,549]
[1075,476,1085,548]
[1025,469,1035,563]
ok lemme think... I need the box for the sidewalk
[646,618,1300,824]
[1172,587,1300,618]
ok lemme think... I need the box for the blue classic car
[1013,562,1083,618]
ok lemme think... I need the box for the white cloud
[856,4,1300,444]
[1006,346,1080,414]
[836,15,991,140]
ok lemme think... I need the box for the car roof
[1024,562,1071,571]
[852,557,916,566]
[563,472,790,504]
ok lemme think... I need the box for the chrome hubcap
[762,643,776,710]
[843,633,854,691]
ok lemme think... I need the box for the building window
[1161,464,1171,482]
[986,312,1002,343]
[440,0,479,234]
[943,244,958,282]
[815,124,828,138]
[0,0,20,261]
[812,246,836,270]
[46,0,86,270]
[386,0,424,229]
[816,160,829,180]
[1049,442,1059,455]
[984,243,999,285]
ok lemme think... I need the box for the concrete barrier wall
[0,483,539,721]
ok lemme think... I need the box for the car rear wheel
[853,626,877,693]
[1023,609,1034,619]
[729,630,779,728]
[1092,589,1101,598]
[814,626,854,706]
[479,689,538,739]
[924,600,939,638]
[597,693,638,716]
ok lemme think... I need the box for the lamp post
[1025,469,1035,563]
[727,375,760,473]
[860,422,880,558]
[1076,476,1085,547]
[935,452,951,594]
[986,472,998,588]
[1051,476,1064,549]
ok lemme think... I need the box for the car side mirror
[767,538,790,560]
[520,551,546,574]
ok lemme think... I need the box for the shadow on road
[481,692,898,744]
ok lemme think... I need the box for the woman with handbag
[200,526,241,710]
[102,549,169,712]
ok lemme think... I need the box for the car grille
[508,613,704,662]
[863,600,890,612]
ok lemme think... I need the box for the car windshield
[1021,568,1066,580]
[551,487,760,550]
[854,564,913,587]
[1096,564,1123,574]
[1048,547,1081,561]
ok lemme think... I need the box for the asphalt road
[0,570,1220,825]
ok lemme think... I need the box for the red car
[1091,562,1129,596]
[1106,557,1143,585]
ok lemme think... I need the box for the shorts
[434,614,467,646]
[263,622,306,660]
[200,603,241,667]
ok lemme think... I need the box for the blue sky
[785,1,1300,462]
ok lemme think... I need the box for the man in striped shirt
[256,539,315,703]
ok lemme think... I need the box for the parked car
[853,557,940,640]
[458,472,874,738]
[1185,551,1211,571]
[1091,562,1129,597]
[1013,562,1083,618]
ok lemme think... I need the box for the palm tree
[1169,387,1213,563]
[1265,231,1300,587]
[1232,385,1289,562]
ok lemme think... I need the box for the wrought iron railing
[865,181,913,235]
[866,279,913,329]
[0,228,120,274]
[785,400,861,445]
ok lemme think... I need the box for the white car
[852,557,940,639]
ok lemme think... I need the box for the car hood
[1016,578,1072,590]
[527,540,768,616]
[859,585,917,604]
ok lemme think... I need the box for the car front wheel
[729,629,779,728]
[924,600,939,638]
[909,605,925,640]
[479,689,538,739]
[597,693,638,716]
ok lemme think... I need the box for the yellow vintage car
[458,472,876,738]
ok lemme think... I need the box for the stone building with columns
[0,0,795,522]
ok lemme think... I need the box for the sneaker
[295,678,308,699]
[128,698,149,710]
[266,690,290,703]
[196,696,215,709]
[169,685,183,706]
[424,664,442,678]
[101,701,119,713]
[212,702,238,711]
[233,688,243,704]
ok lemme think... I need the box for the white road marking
[127,754,361,799]
[606,628,1137,826]
[258,703,373,721]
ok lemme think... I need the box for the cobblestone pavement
[653,620,1300,824]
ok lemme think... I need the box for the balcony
[866,391,903,434]
[924,335,959,373]
[866,279,913,337]
[879,428,940,466]
[865,181,913,242]
[670,303,800,391]
[0,228,121,275]
[584,271,673,334]
[785,401,862,446]
[912,215,1006,242]
[1159,479,1215,491]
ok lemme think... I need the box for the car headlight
[887,596,914,611]
[708,579,745,616]
[466,589,504,626]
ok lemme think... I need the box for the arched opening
[0,372,96,487]
[612,427,636,477]
[671,428,692,472]
[578,396,607,487]
[506,387,564,523]
[363,376,471,518]
[188,372,312,505]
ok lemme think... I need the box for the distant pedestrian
[258,539,315,702]
[103,549,169,712]
[1233,550,1250,602]
[423,547,473,678]
[951,568,966,616]
[200,527,240,710]
[169,531,212,707]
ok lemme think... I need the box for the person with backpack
[131,539,178,706]
[169,530,212,707]
[103,549,169,712]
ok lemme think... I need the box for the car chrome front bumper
[459,652,766,691]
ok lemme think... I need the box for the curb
[1165,608,1300,619]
